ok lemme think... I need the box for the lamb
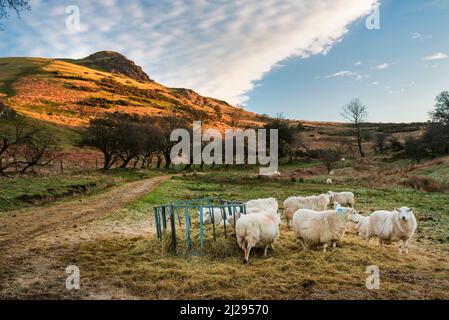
[292,205,359,252]
[283,194,330,227]
[236,210,281,263]
[365,207,417,254]
[327,191,355,207]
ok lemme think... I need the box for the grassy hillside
[0,55,263,130]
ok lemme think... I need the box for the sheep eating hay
[365,207,417,254]
[236,210,281,263]
[283,194,330,227]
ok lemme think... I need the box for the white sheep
[292,205,359,252]
[365,207,417,254]
[225,198,278,228]
[333,202,368,236]
[245,198,278,214]
[283,194,330,227]
[236,210,281,263]
[326,178,333,185]
[327,191,355,207]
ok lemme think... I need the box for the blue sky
[0,0,448,123]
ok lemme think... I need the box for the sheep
[345,214,369,236]
[236,210,281,263]
[283,194,330,227]
[245,198,278,214]
[292,205,359,253]
[327,191,355,207]
[365,207,417,254]
[326,178,333,185]
[203,207,238,225]
[333,202,368,236]
[259,171,281,178]
[224,198,278,228]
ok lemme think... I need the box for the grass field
[0,169,163,212]
[50,169,449,300]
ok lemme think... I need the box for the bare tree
[341,98,368,157]
[156,116,190,169]
[0,121,40,175]
[0,0,30,23]
[16,130,58,172]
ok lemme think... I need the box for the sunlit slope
[0,56,263,128]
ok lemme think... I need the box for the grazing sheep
[236,210,281,263]
[203,208,239,225]
[283,194,330,227]
[292,205,359,252]
[245,198,278,214]
[327,191,355,207]
[365,207,417,254]
[326,178,333,185]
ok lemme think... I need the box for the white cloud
[422,52,448,61]
[354,61,362,66]
[372,63,389,70]
[319,70,364,81]
[372,81,379,85]
[1,0,379,105]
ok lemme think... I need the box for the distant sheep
[328,191,355,207]
[236,210,281,263]
[292,205,360,252]
[326,178,333,185]
[365,207,417,254]
[283,194,330,227]
[259,171,281,178]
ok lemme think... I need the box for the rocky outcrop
[74,51,152,83]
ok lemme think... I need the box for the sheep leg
[404,240,410,254]
[332,241,337,250]
[264,245,269,256]
[397,241,403,254]
[323,243,328,253]
[379,239,384,251]
[244,246,252,264]
[365,237,370,247]
[270,243,275,251]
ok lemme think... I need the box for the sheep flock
[213,191,418,263]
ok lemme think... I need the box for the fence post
[199,206,205,250]
[185,207,191,250]
[176,207,182,228]
[154,207,161,240]
[161,206,167,232]
[210,206,216,241]
[60,160,64,174]
[96,159,98,170]
[169,205,177,254]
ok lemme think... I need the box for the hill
[0,53,264,129]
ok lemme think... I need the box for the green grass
[0,169,163,212]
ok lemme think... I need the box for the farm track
[0,175,172,298]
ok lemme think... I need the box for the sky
[0,0,448,123]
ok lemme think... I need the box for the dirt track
[0,175,171,298]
